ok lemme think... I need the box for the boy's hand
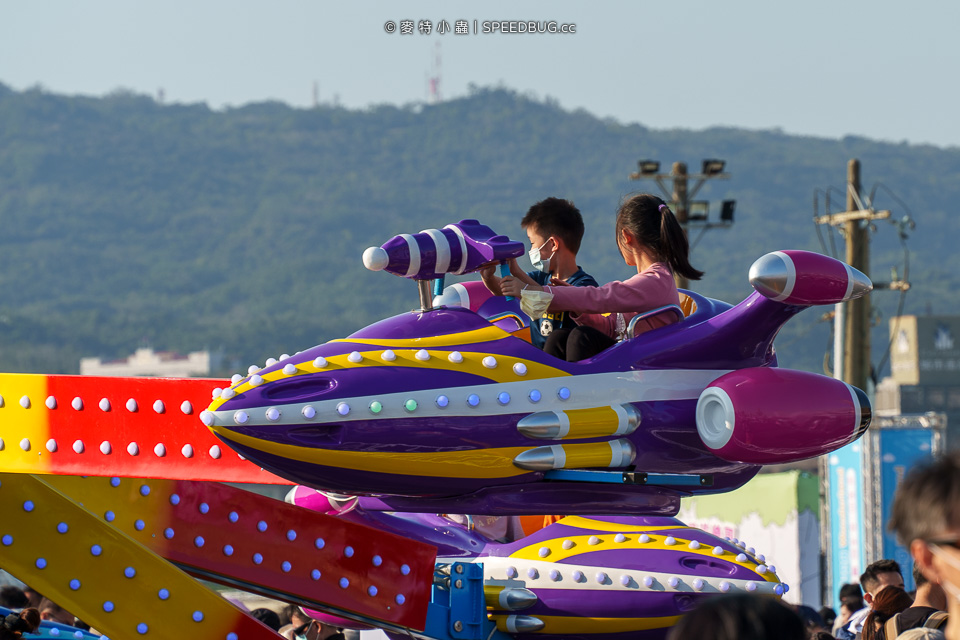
[507,259,539,287]
[479,263,497,280]
[549,277,572,287]
[479,262,501,295]
[501,276,542,298]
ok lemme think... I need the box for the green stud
[370,401,382,414]
[404,399,418,412]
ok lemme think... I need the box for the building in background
[80,348,213,377]
[876,314,960,446]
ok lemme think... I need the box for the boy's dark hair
[860,559,902,593]
[615,193,703,281]
[520,197,585,254]
[890,452,960,547]
[914,563,929,588]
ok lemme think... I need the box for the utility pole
[815,159,892,604]
[814,159,890,392]
[671,163,690,289]
[846,161,871,392]
[630,159,734,290]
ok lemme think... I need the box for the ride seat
[624,304,685,340]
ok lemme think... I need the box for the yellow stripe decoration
[0,374,53,473]
[557,516,692,533]
[524,614,682,634]
[331,325,510,348]
[210,349,569,411]
[211,428,534,479]
[507,525,778,583]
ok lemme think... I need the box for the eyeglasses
[924,535,960,550]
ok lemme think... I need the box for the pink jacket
[544,262,680,339]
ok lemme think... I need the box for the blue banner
[877,428,938,592]
[829,440,865,607]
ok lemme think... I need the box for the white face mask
[529,238,555,273]
[930,544,960,601]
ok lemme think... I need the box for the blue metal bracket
[422,562,508,640]
[544,469,714,487]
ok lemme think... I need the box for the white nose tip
[362,246,389,271]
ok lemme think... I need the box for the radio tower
[428,41,442,103]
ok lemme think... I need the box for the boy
[481,197,597,349]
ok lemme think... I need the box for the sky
[1,0,958,148]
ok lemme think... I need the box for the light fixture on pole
[628,159,735,288]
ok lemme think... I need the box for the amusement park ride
[0,220,872,639]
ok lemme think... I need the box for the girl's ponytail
[616,194,703,282]
[657,203,703,281]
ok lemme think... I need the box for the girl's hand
[549,277,572,287]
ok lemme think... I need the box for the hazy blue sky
[2,1,957,147]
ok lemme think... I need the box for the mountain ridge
[1,83,956,377]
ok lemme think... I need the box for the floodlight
[637,160,660,175]
[702,159,726,175]
[720,200,736,223]
[688,201,709,221]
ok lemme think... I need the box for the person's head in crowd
[818,605,837,630]
[20,588,41,610]
[251,608,282,631]
[890,452,960,604]
[279,604,300,627]
[840,581,865,609]
[836,581,865,629]
[289,607,311,629]
[860,559,905,607]
[38,598,75,626]
[279,607,317,640]
[0,587,27,610]
[914,563,949,611]
[862,585,914,640]
[665,593,806,640]
[792,604,827,633]
[0,607,40,638]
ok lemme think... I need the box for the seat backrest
[625,304,685,340]
[678,292,698,317]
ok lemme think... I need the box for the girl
[500,194,702,361]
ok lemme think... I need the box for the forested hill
[1,83,959,376]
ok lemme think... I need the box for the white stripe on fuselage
[208,369,732,427]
